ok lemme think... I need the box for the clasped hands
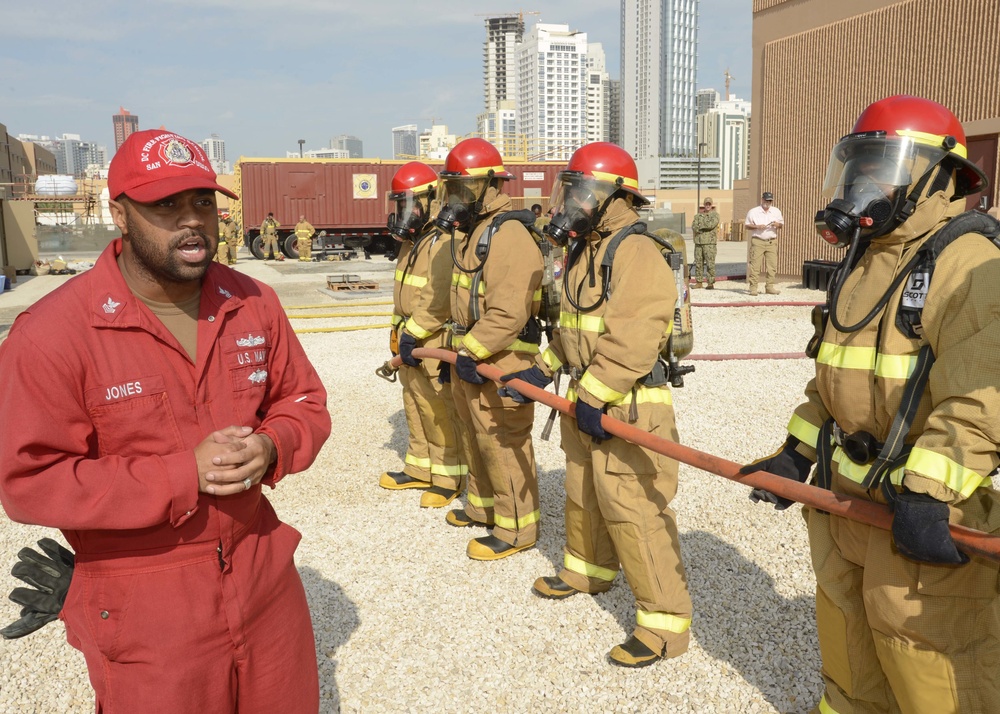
[196,426,277,496]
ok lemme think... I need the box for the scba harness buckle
[832,422,882,464]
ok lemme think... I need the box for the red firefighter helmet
[390,161,438,200]
[441,138,514,179]
[563,142,647,204]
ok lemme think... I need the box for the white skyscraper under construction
[621,0,699,158]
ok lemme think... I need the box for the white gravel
[0,260,829,713]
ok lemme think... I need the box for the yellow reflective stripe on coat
[463,333,540,359]
[467,492,495,509]
[636,609,691,634]
[541,347,563,373]
[451,272,485,295]
[560,311,606,333]
[567,385,672,407]
[404,453,431,469]
[787,414,821,450]
[816,343,917,379]
[395,269,428,289]
[403,317,433,340]
[392,313,405,328]
[494,509,540,531]
[817,694,843,714]
[564,552,617,582]
[579,371,626,403]
[430,463,468,477]
[906,447,986,498]
[833,446,905,486]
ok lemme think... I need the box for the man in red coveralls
[0,129,331,714]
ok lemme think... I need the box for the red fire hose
[388,348,1000,563]
[691,301,824,308]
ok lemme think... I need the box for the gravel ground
[0,256,829,713]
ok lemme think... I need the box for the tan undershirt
[117,254,200,362]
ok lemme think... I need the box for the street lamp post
[696,142,707,209]
[298,139,305,158]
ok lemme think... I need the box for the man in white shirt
[744,191,784,295]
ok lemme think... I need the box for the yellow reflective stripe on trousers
[404,453,431,469]
[906,447,986,499]
[787,413,821,450]
[567,385,672,407]
[636,609,691,634]
[451,272,485,295]
[560,311,605,333]
[817,694,842,714]
[430,463,468,477]
[395,269,428,288]
[541,347,563,373]
[494,509,540,531]
[403,317,433,340]
[564,552,617,582]
[816,343,917,379]
[467,492,495,509]
[833,446,905,486]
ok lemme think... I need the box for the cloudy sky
[0,1,752,161]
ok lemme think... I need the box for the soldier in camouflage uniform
[691,197,720,289]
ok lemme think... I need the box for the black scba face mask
[434,201,473,232]
[387,200,427,241]
[544,208,593,246]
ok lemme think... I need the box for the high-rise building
[419,125,458,160]
[517,23,588,162]
[391,125,418,159]
[606,79,622,147]
[478,100,519,157]
[112,107,139,152]
[696,89,720,116]
[697,98,751,189]
[331,135,363,158]
[586,43,610,144]
[483,14,525,115]
[200,134,230,175]
[23,134,107,178]
[621,0,699,158]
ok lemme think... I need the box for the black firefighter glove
[438,362,451,385]
[455,352,486,385]
[575,399,612,442]
[498,366,552,404]
[741,437,813,511]
[891,491,968,565]
[1,538,75,639]
[398,332,421,368]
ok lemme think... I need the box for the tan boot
[692,281,703,289]
[749,287,759,296]
[766,285,781,295]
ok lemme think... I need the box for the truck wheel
[250,235,265,260]
[283,234,299,259]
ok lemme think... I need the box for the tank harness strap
[468,209,538,326]
[815,419,835,492]
[860,343,934,491]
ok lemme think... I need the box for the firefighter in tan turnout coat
[380,162,468,508]
[744,95,1000,713]
[502,142,693,668]
[437,138,544,561]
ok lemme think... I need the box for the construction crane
[724,68,735,101]
[474,10,540,24]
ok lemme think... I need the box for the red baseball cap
[108,129,238,203]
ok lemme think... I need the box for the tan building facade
[751,0,1000,276]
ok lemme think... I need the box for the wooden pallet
[327,278,379,291]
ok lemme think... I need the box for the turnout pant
[557,389,692,656]
[450,350,539,546]
[804,479,1000,714]
[297,237,312,261]
[60,502,318,714]
[399,357,467,491]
